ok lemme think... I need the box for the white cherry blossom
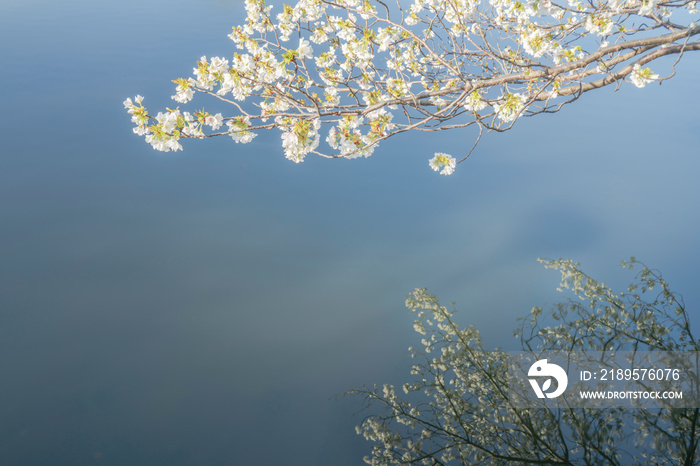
[126,0,698,170]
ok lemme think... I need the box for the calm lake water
[1,1,700,464]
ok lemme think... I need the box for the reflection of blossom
[429,153,457,175]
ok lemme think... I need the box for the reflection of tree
[126,0,700,172]
[352,259,699,464]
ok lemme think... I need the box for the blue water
[2,1,700,464]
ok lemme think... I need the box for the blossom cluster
[630,63,660,88]
[428,153,457,175]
